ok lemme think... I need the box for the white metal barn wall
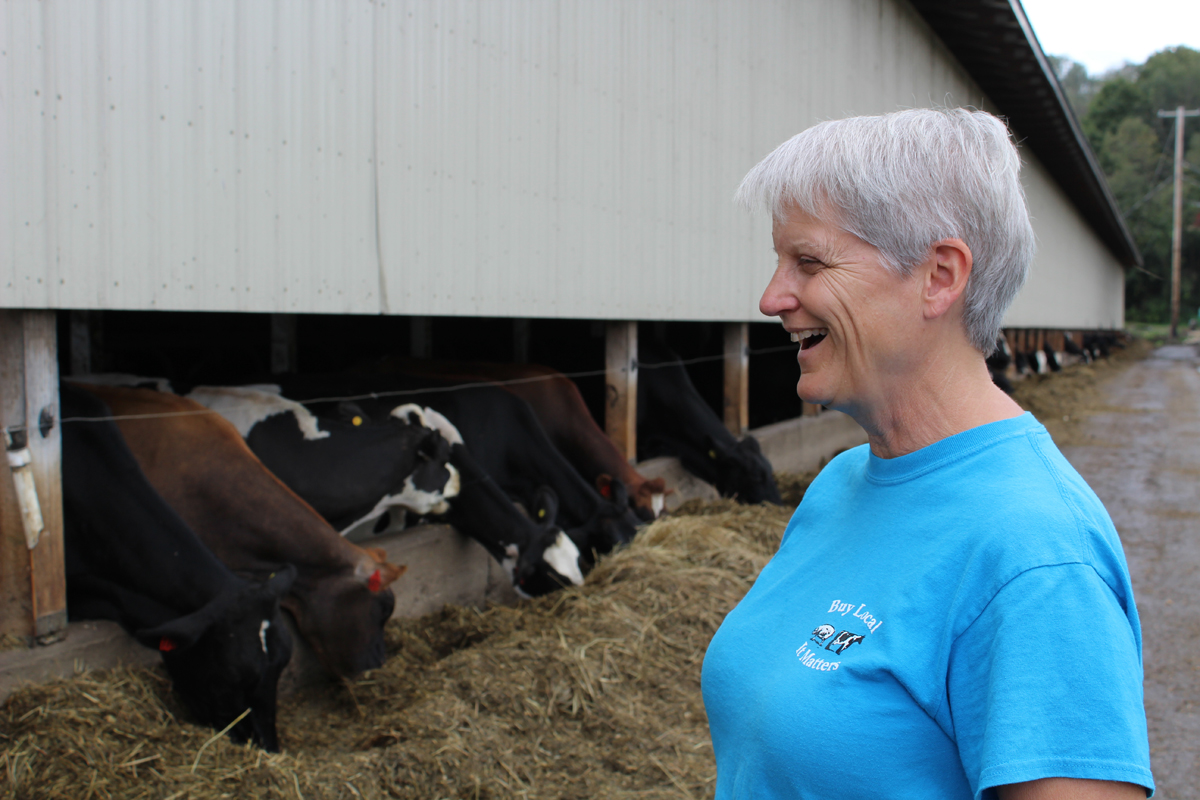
[2,0,1120,327]
[1006,155,1126,329]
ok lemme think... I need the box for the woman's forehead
[771,208,868,254]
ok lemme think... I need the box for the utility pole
[1158,106,1200,341]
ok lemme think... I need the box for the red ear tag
[159,637,177,652]
[599,484,611,499]
[367,569,382,593]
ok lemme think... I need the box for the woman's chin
[795,379,832,408]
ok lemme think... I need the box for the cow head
[613,475,669,521]
[280,551,403,677]
[389,405,461,515]
[135,566,296,752]
[693,435,782,505]
[510,487,586,597]
[567,477,641,569]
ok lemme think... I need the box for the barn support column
[723,323,749,436]
[67,310,103,376]
[513,319,530,363]
[605,321,638,464]
[270,313,298,374]
[410,316,433,359]
[0,310,67,643]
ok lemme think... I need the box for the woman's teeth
[790,329,829,350]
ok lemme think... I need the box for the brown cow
[80,384,404,677]
[377,358,668,520]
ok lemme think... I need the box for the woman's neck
[847,344,1025,460]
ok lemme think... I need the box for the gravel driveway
[1058,344,1200,799]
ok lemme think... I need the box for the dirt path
[1057,345,1200,799]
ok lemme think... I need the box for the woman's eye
[797,257,822,272]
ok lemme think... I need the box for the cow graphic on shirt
[826,630,864,654]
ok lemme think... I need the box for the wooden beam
[410,316,433,359]
[270,313,298,374]
[68,311,92,376]
[0,311,67,642]
[513,319,530,364]
[723,323,749,435]
[23,312,66,640]
[604,321,638,464]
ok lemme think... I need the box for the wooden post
[410,316,433,359]
[0,310,67,642]
[513,319,530,364]
[270,313,298,374]
[1049,330,1065,354]
[723,323,749,436]
[605,321,638,464]
[68,311,92,375]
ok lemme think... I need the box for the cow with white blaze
[272,373,640,564]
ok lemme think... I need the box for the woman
[701,109,1154,799]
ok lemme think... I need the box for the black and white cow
[186,386,460,535]
[61,383,296,751]
[271,374,640,568]
[638,339,782,505]
[192,383,585,597]
[986,335,1014,394]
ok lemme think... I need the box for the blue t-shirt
[701,413,1153,799]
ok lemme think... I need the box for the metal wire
[3,343,801,435]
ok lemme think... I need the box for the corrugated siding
[2,0,1120,327]
[1008,152,1126,329]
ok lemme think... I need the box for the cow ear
[360,549,406,590]
[595,474,614,499]
[738,435,763,455]
[134,605,216,652]
[604,477,629,508]
[265,564,297,598]
[337,401,368,424]
[530,486,559,528]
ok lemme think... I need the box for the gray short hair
[735,108,1035,354]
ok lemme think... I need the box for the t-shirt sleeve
[947,563,1154,799]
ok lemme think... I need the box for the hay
[773,472,819,507]
[2,501,794,800]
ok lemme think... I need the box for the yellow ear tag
[538,508,546,519]
[352,416,363,426]
[708,449,717,459]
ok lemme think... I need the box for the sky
[1019,0,1200,75]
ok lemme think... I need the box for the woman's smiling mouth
[790,328,829,351]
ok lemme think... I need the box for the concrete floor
[1060,344,1200,799]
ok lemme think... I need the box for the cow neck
[100,387,368,576]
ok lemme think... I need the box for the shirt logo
[795,600,882,672]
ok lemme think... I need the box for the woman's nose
[759,266,799,318]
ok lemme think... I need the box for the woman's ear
[923,238,973,320]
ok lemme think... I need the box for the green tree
[1076,46,1200,323]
